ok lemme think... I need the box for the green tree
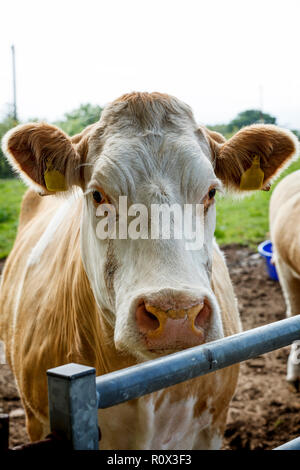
[54,103,103,136]
[228,109,276,132]
[208,109,278,139]
[291,129,300,140]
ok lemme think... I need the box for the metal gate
[46,315,300,450]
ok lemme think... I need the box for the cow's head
[3,92,299,360]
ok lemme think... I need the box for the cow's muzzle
[135,299,211,350]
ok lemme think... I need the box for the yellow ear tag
[44,160,67,192]
[240,155,264,190]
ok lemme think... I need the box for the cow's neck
[67,240,137,375]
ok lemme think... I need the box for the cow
[0,92,298,450]
[270,169,300,392]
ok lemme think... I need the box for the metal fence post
[0,414,9,451]
[47,363,99,450]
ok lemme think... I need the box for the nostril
[145,311,160,330]
[194,302,212,330]
[136,302,160,333]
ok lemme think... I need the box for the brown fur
[204,124,298,192]
[270,170,300,312]
[102,91,195,132]
[269,171,300,390]
[5,123,85,193]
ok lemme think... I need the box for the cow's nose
[135,301,212,350]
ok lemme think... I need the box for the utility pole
[11,44,17,122]
[259,85,264,123]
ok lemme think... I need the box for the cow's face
[3,92,298,361]
[80,95,223,359]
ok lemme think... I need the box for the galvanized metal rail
[47,315,300,450]
[274,436,300,450]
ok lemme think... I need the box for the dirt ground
[0,245,299,450]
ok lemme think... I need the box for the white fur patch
[10,197,75,377]
[0,340,6,364]
[98,393,218,450]
[286,341,300,382]
[209,432,223,450]
[1,125,45,193]
[27,199,72,266]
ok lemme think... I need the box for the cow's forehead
[86,92,217,199]
[88,131,217,202]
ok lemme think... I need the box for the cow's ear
[204,125,299,192]
[2,123,87,194]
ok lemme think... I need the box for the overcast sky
[1,0,300,129]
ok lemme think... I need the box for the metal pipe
[96,315,300,408]
[274,436,300,450]
[11,45,17,122]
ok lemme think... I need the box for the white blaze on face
[80,109,224,358]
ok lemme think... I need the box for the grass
[0,158,300,257]
[0,179,27,258]
[215,159,300,247]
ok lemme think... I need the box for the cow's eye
[92,191,103,204]
[208,188,216,199]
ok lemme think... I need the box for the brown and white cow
[270,169,300,391]
[0,92,298,449]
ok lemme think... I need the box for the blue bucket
[258,240,279,281]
